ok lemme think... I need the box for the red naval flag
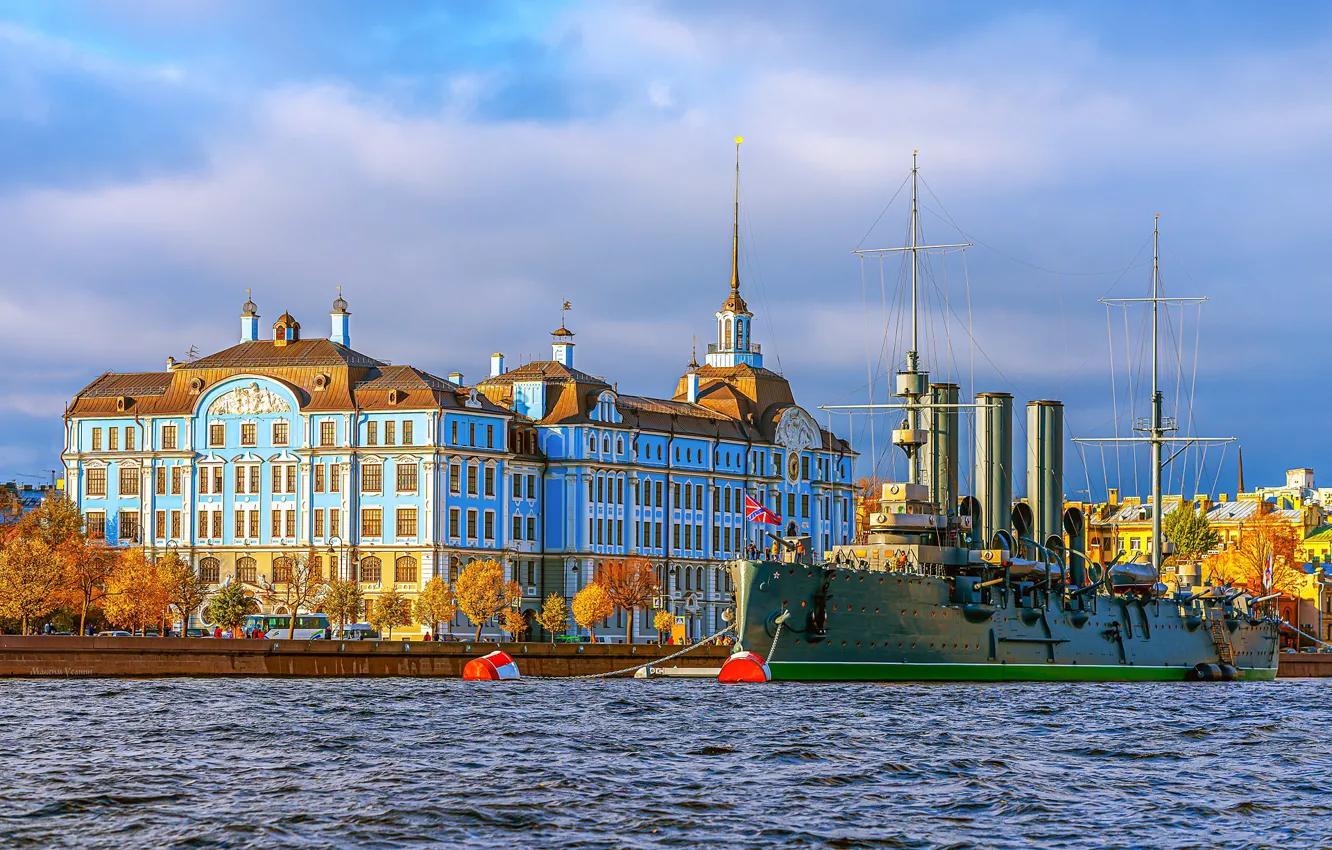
[744,493,781,525]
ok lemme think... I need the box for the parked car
[95,631,132,637]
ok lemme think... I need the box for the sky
[1,0,1330,499]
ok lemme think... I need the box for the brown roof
[77,372,174,399]
[68,340,510,418]
[355,366,457,392]
[189,339,384,370]
[477,360,606,387]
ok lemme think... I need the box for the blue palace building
[62,260,856,642]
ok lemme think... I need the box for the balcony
[706,343,761,355]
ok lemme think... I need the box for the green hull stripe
[768,660,1280,683]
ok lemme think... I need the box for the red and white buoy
[462,650,522,681]
[717,651,771,684]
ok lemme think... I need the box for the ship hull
[733,560,1281,683]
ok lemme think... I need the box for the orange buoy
[717,651,771,683]
[462,650,521,681]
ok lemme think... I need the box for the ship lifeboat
[717,651,772,684]
[462,650,522,681]
[1109,562,1157,593]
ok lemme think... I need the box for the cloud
[0,2,1329,491]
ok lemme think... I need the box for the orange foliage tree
[63,539,118,634]
[104,550,169,635]
[595,557,659,644]
[1204,511,1302,594]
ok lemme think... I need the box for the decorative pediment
[197,452,226,466]
[208,382,291,416]
[465,389,483,409]
[269,450,300,464]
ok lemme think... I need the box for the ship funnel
[974,392,1013,547]
[922,383,959,516]
[1026,400,1064,551]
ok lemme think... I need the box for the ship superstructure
[729,157,1279,682]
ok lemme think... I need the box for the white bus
[243,613,331,639]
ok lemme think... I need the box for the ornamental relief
[774,406,820,484]
[208,382,291,416]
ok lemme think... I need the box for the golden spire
[722,136,748,315]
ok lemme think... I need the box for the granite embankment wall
[0,636,730,678]
[1275,652,1332,678]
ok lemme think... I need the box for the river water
[0,678,1326,849]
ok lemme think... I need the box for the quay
[1277,652,1332,678]
[0,636,730,679]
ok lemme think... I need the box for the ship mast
[848,152,969,488]
[1078,215,1231,579]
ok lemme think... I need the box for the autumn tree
[159,551,210,637]
[595,557,659,644]
[572,582,613,642]
[1207,510,1302,594]
[14,494,84,550]
[257,552,327,639]
[455,559,521,641]
[414,576,456,638]
[205,580,256,638]
[61,539,117,635]
[368,588,412,639]
[1163,502,1221,566]
[104,550,169,635]
[322,577,364,637]
[0,538,66,634]
[536,593,569,644]
[653,609,674,645]
[501,607,528,641]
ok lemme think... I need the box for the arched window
[395,556,418,584]
[696,566,705,591]
[273,556,294,584]
[199,557,220,584]
[360,556,382,584]
[724,318,733,349]
[617,436,624,454]
[603,436,610,453]
[236,557,257,583]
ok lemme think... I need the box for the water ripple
[0,679,1328,848]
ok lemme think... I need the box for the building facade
[62,277,856,638]
[477,269,857,640]
[63,295,515,631]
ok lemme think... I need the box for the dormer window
[272,312,301,347]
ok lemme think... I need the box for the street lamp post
[327,536,347,581]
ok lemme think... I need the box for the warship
[729,156,1280,682]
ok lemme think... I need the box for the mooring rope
[522,624,736,681]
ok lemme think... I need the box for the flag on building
[744,493,781,525]
[1264,553,1273,592]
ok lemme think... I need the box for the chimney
[490,352,505,378]
[1107,487,1119,506]
[686,372,700,403]
[448,372,464,385]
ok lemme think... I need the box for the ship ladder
[1207,610,1235,666]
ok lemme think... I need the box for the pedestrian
[213,626,222,639]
